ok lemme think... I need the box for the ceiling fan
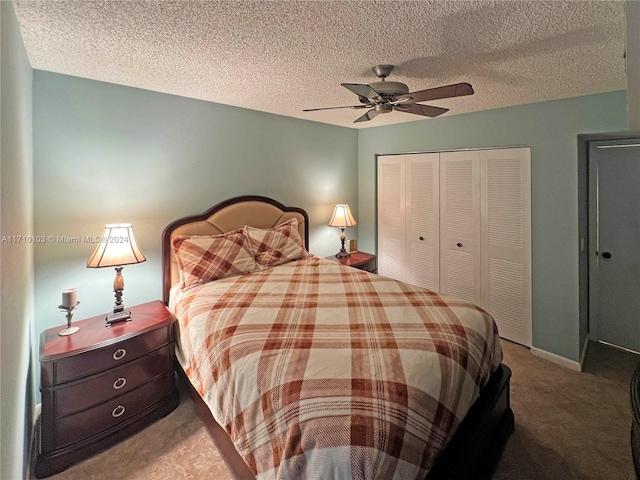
[303,65,474,123]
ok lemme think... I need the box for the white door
[377,155,405,281]
[405,154,440,290]
[440,150,482,304]
[590,140,640,352]
[480,147,532,347]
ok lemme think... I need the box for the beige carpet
[42,340,639,480]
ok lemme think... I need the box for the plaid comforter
[171,255,502,479]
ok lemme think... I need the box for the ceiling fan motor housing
[370,81,409,97]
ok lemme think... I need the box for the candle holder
[58,302,80,336]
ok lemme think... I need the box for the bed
[162,195,514,480]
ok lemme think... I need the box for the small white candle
[62,288,77,308]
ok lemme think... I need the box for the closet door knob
[456,243,463,247]
[419,237,424,241]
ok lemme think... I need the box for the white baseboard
[531,347,582,372]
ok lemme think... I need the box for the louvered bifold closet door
[377,155,406,281]
[405,154,440,290]
[480,147,532,347]
[439,151,482,305]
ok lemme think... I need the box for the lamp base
[107,275,132,326]
[335,227,351,258]
[106,308,132,326]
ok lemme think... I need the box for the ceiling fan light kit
[303,64,474,123]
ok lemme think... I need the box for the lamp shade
[87,223,146,268]
[328,205,357,228]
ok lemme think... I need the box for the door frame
[588,136,640,344]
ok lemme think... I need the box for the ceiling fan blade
[342,83,383,101]
[396,82,474,103]
[354,108,379,123]
[303,104,370,112]
[394,103,449,117]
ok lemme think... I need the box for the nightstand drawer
[54,345,172,418]
[54,371,174,449]
[51,326,170,385]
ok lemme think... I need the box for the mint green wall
[1,2,34,478]
[357,91,628,362]
[33,71,357,338]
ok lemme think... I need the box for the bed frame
[162,195,514,480]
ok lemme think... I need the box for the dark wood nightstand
[324,251,377,273]
[35,300,179,478]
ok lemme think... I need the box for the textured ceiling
[13,0,627,129]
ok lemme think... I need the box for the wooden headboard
[161,195,309,304]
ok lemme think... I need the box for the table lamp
[87,223,146,325]
[328,204,357,258]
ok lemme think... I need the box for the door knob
[456,243,463,247]
[602,252,612,259]
[419,236,424,241]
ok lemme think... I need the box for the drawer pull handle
[113,348,127,360]
[113,377,127,390]
[112,405,126,418]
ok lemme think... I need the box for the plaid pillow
[172,230,257,288]
[244,218,308,268]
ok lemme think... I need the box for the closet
[377,147,531,347]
